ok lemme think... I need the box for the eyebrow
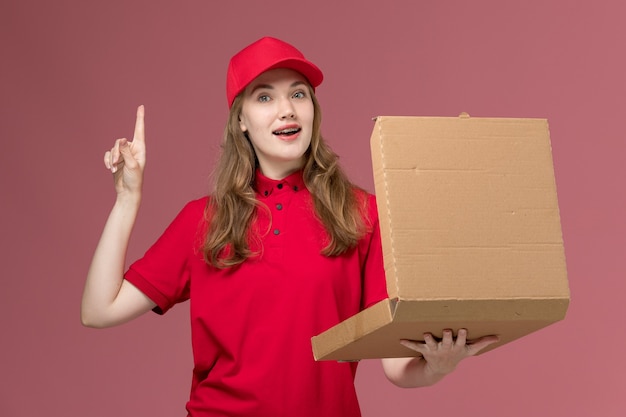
[248,81,307,95]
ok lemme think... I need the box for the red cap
[226,37,324,108]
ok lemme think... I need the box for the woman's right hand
[104,105,146,196]
[82,104,156,329]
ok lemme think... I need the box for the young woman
[82,37,497,416]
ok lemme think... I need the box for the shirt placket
[266,181,295,253]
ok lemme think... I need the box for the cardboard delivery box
[312,114,570,361]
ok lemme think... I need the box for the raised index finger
[132,105,145,143]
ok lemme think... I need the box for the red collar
[254,169,306,198]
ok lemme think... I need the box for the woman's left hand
[400,328,499,377]
[382,328,499,387]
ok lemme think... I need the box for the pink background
[1,0,624,416]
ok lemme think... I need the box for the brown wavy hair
[202,86,367,268]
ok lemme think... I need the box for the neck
[258,161,303,180]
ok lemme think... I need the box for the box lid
[372,115,569,301]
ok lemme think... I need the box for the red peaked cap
[226,37,324,108]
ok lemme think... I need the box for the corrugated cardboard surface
[312,115,570,361]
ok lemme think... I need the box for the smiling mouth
[273,127,301,136]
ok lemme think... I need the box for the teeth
[274,128,300,135]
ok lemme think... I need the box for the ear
[239,115,248,133]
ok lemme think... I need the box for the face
[239,68,314,179]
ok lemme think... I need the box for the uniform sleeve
[124,197,208,314]
[360,194,389,310]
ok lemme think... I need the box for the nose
[278,97,295,119]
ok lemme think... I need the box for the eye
[292,90,307,99]
[257,94,271,103]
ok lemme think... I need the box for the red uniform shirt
[125,170,388,416]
